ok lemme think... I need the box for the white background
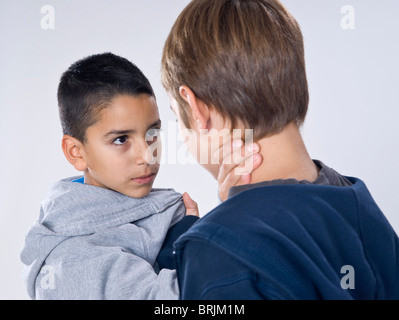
[0,0,398,300]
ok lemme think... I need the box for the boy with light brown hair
[161,0,399,299]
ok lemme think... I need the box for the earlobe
[179,85,210,130]
[61,135,88,172]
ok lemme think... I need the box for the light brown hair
[161,0,309,139]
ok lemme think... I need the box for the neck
[249,122,319,184]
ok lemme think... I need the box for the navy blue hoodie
[174,176,399,300]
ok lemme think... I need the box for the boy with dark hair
[20,52,258,300]
[161,0,399,299]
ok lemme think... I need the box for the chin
[201,163,220,180]
[125,185,153,199]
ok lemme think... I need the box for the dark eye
[113,136,128,145]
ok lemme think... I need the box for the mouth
[132,173,157,185]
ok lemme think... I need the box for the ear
[179,85,211,131]
[61,135,88,172]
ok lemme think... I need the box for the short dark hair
[58,52,154,142]
[161,0,308,139]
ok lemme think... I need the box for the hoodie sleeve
[89,250,180,300]
[36,243,179,300]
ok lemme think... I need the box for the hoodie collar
[40,176,182,237]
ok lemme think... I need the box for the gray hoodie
[20,176,186,300]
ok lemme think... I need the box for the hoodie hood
[36,176,183,236]
[20,176,185,299]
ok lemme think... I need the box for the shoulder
[146,188,185,226]
[174,209,316,299]
[174,179,369,270]
[148,188,183,210]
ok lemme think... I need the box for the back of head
[161,0,309,139]
[58,52,154,143]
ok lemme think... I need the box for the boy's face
[169,95,221,179]
[80,94,161,198]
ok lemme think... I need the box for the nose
[133,139,151,166]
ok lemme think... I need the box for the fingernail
[247,144,258,153]
[232,140,243,149]
[253,154,262,163]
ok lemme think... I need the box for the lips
[132,173,156,185]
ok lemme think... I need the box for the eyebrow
[105,120,162,137]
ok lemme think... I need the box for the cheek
[89,146,127,174]
[185,131,217,169]
[179,128,200,160]
[176,123,220,180]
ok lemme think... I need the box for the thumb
[183,192,199,217]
